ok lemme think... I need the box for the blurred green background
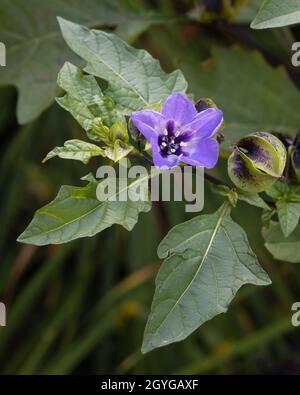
[0,0,300,374]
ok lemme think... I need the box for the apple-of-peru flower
[131,93,223,169]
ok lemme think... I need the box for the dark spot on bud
[216,132,224,144]
[271,131,293,149]
[293,130,300,147]
[232,150,252,181]
[129,120,146,143]
[293,147,300,170]
[237,138,269,168]
[195,98,212,113]
[201,0,236,13]
[202,0,222,13]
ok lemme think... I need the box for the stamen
[180,142,188,147]
[163,129,168,136]
[161,142,167,147]
[175,131,180,137]
[170,148,176,153]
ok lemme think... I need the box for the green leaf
[264,181,300,236]
[251,0,300,29]
[0,0,149,124]
[276,200,300,237]
[56,62,118,142]
[238,191,271,210]
[263,221,300,263]
[58,18,188,114]
[142,203,271,353]
[42,139,105,164]
[183,47,300,149]
[261,208,276,227]
[18,176,151,246]
[266,181,300,202]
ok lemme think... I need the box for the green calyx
[228,132,287,193]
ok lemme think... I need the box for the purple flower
[131,93,223,169]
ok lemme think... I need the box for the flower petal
[162,93,197,126]
[183,108,223,139]
[131,110,165,140]
[181,138,219,168]
[151,139,181,169]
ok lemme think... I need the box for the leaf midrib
[152,202,230,336]
[81,30,149,106]
[19,173,151,241]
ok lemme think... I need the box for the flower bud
[291,148,300,182]
[228,132,287,193]
[195,98,225,143]
[90,117,110,143]
[290,131,300,182]
[195,98,217,113]
[191,0,246,22]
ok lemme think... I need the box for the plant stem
[204,172,230,188]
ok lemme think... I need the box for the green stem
[204,172,231,188]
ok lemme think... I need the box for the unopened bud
[228,132,287,193]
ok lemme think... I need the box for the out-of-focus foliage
[0,0,167,123]
[185,47,300,149]
[1,0,300,374]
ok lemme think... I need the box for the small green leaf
[251,0,300,29]
[58,18,188,114]
[43,139,105,164]
[261,208,276,227]
[238,191,270,210]
[210,184,238,207]
[276,200,300,237]
[263,221,300,263]
[109,119,130,143]
[142,203,271,353]
[266,181,300,202]
[18,177,151,246]
[104,140,133,162]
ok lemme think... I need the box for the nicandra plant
[17,17,300,353]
